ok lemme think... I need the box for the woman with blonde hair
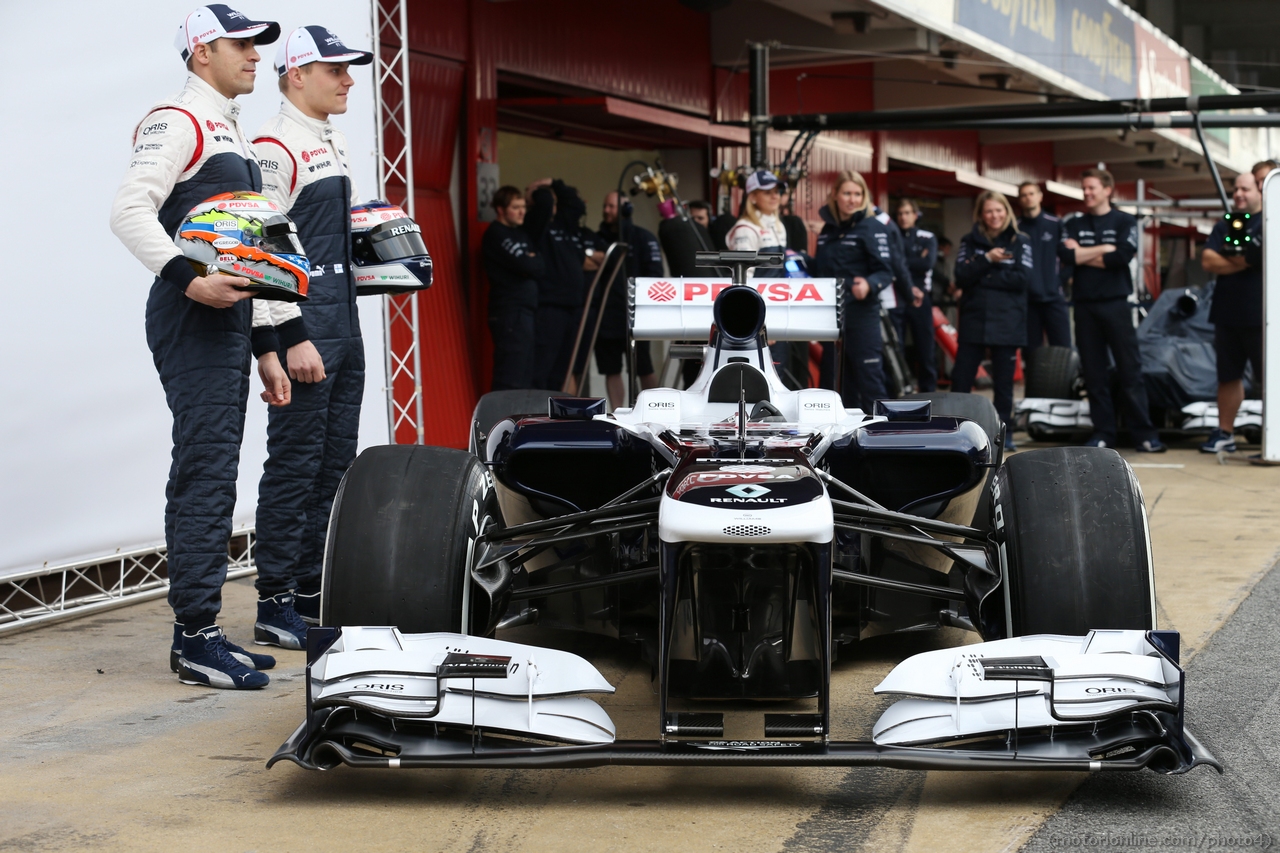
[951,189,1031,450]
[726,170,788,253]
[813,169,894,409]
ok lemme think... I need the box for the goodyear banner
[958,0,1138,99]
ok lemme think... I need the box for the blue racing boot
[170,623,275,672]
[177,626,270,689]
[254,592,309,650]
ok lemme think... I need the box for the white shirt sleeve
[109,110,198,277]
[726,222,761,252]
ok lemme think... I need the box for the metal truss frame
[0,529,256,637]
[372,0,424,445]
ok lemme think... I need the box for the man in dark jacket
[525,179,588,391]
[592,191,664,408]
[1017,182,1072,350]
[1059,169,1165,452]
[894,199,938,391]
[1199,169,1266,453]
[482,186,543,390]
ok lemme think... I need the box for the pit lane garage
[270,253,1218,776]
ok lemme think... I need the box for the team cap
[275,26,374,76]
[745,170,784,194]
[175,5,280,61]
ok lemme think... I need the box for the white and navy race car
[271,251,1218,775]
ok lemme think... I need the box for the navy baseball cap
[276,26,374,76]
[745,170,784,194]
[175,5,280,61]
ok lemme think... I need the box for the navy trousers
[255,336,366,597]
[1073,299,1157,444]
[145,282,252,627]
[1026,299,1072,351]
[951,343,1018,428]
[490,303,538,390]
[534,304,578,392]
[840,306,888,412]
[890,296,938,391]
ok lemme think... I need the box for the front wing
[269,627,1220,775]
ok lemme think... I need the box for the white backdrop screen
[0,0,388,577]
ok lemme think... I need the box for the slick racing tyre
[322,445,498,634]
[905,391,1001,530]
[471,389,558,454]
[1023,345,1082,400]
[990,446,1155,637]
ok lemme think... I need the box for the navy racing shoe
[1200,428,1237,454]
[254,592,309,650]
[170,623,276,672]
[177,626,270,689]
[294,590,321,626]
[1136,437,1168,453]
[1084,436,1110,448]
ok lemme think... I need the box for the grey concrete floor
[0,446,1276,852]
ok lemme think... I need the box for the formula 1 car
[270,252,1218,776]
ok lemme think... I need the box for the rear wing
[629,277,843,341]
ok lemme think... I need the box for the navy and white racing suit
[251,99,364,600]
[109,74,264,628]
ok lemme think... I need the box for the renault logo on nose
[726,484,771,498]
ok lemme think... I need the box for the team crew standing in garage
[110,5,285,689]
[1200,167,1267,454]
[1016,181,1072,351]
[250,26,374,647]
[952,191,1032,451]
[1060,169,1166,453]
[893,198,938,392]
[481,186,543,390]
[814,170,895,411]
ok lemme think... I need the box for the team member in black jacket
[1199,169,1266,453]
[482,186,543,390]
[1016,182,1072,350]
[1059,169,1165,451]
[524,179,589,391]
[894,198,938,391]
[814,171,895,411]
[953,190,1031,450]
[594,191,664,408]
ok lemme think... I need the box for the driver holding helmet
[249,26,374,647]
[109,5,286,689]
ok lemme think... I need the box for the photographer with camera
[1199,169,1265,453]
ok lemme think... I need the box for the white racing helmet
[174,191,309,301]
[350,201,434,295]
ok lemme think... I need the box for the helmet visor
[252,215,305,255]
[356,220,428,265]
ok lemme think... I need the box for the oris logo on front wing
[646,401,676,408]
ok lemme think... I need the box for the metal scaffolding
[372,0,424,444]
[0,530,257,637]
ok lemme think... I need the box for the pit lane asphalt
[0,444,1275,852]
